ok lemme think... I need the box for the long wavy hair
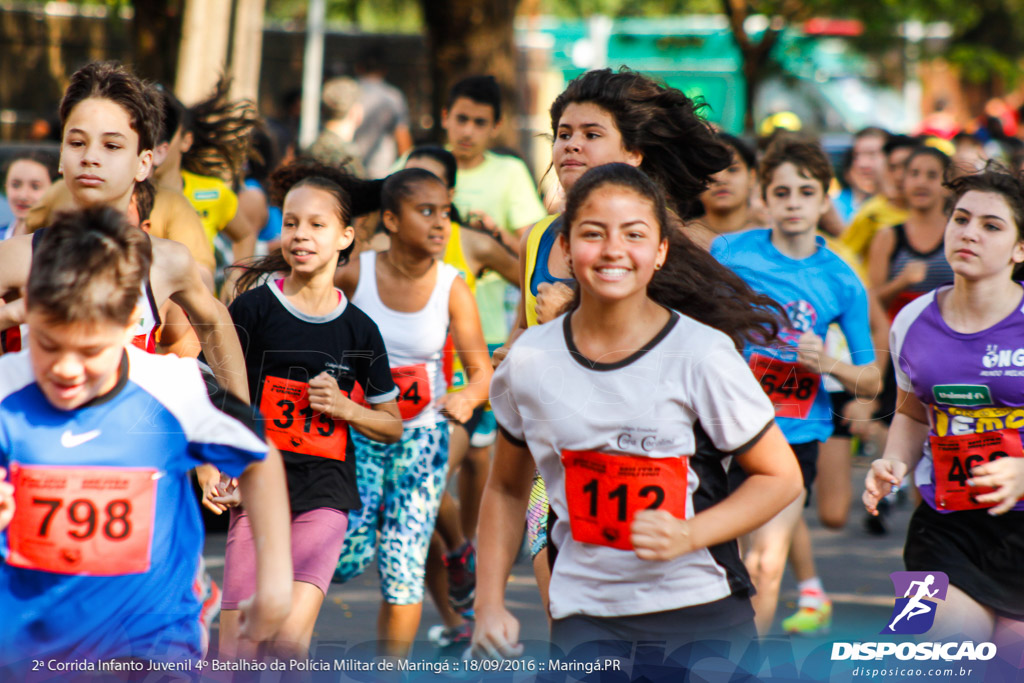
[561,164,785,349]
[549,68,732,216]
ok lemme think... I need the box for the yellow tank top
[443,220,476,294]
[443,220,474,393]
[181,170,238,246]
[523,215,562,328]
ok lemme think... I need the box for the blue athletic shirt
[711,228,875,443]
[0,346,268,669]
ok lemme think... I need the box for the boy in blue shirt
[0,207,292,673]
[712,138,882,635]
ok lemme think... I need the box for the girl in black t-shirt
[215,162,402,660]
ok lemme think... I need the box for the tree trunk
[722,0,782,133]
[131,0,185,85]
[175,0,233,104]
[420,0,521,149]
[230,0,267,103]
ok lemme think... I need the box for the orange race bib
[930,429,1024,511]
[561,449,688,550]
[392,364,431,421]
[749,353,820,419]
[7,463,157,576]
[260,376,348,460]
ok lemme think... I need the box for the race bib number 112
[561,449,688,550]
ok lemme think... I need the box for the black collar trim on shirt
[562,310,680,371]
[80,350,129,409]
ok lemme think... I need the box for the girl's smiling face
[280,184,354,276]
[5,159,51,219]
[563,185,667,305]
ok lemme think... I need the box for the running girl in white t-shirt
[475,163,802,661]
[333,168,493,657]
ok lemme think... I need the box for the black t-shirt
[229,282,397,512]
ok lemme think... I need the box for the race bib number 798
[7,463,157,575]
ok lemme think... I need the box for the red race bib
[930,429,1024,511]
[561,449,688,550]
[392,364,431,421]
[260,376,348,460]
[7,463,157,576]
[749,353,819,419]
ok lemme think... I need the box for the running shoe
[434,622,473,657]
[196,569,222,655]
[444,541,476,615]
[781,599,832,635]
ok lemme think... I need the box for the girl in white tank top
[335,168,492,657]
[352,249,457,429]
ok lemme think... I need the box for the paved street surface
[201,455,917,681]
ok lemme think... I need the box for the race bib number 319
[7,463,157,576]
[260,376,347,460]
[561,449,688,551]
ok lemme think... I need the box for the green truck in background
[518,15,910,135]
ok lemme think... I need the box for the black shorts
[729,440,818,505]
[904,503,1024,619]
[456,404,487,436]
[829,390,854,438]
[549,592,756,657]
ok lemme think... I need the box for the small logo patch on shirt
[932,384,992,406]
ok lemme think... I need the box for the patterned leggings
[526,471,549,558]
[333,422,449,604]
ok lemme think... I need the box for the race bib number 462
[561,449,688,550]
[930,429,1024,511]
[7,463,157,576]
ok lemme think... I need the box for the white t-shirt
[490,310,775,619]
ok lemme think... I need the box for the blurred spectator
[916,98,959,140]
[833,127,887,224]
[839,135,918,263]
[306,77,365,176]
[692,133,759,248]
[353,46,412,178]
[1,150,58,240]
[951,132,987,178]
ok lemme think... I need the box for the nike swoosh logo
[60,429,102,448]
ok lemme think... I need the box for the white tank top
[352,250,459,428]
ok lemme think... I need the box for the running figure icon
[889,574,939,631]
